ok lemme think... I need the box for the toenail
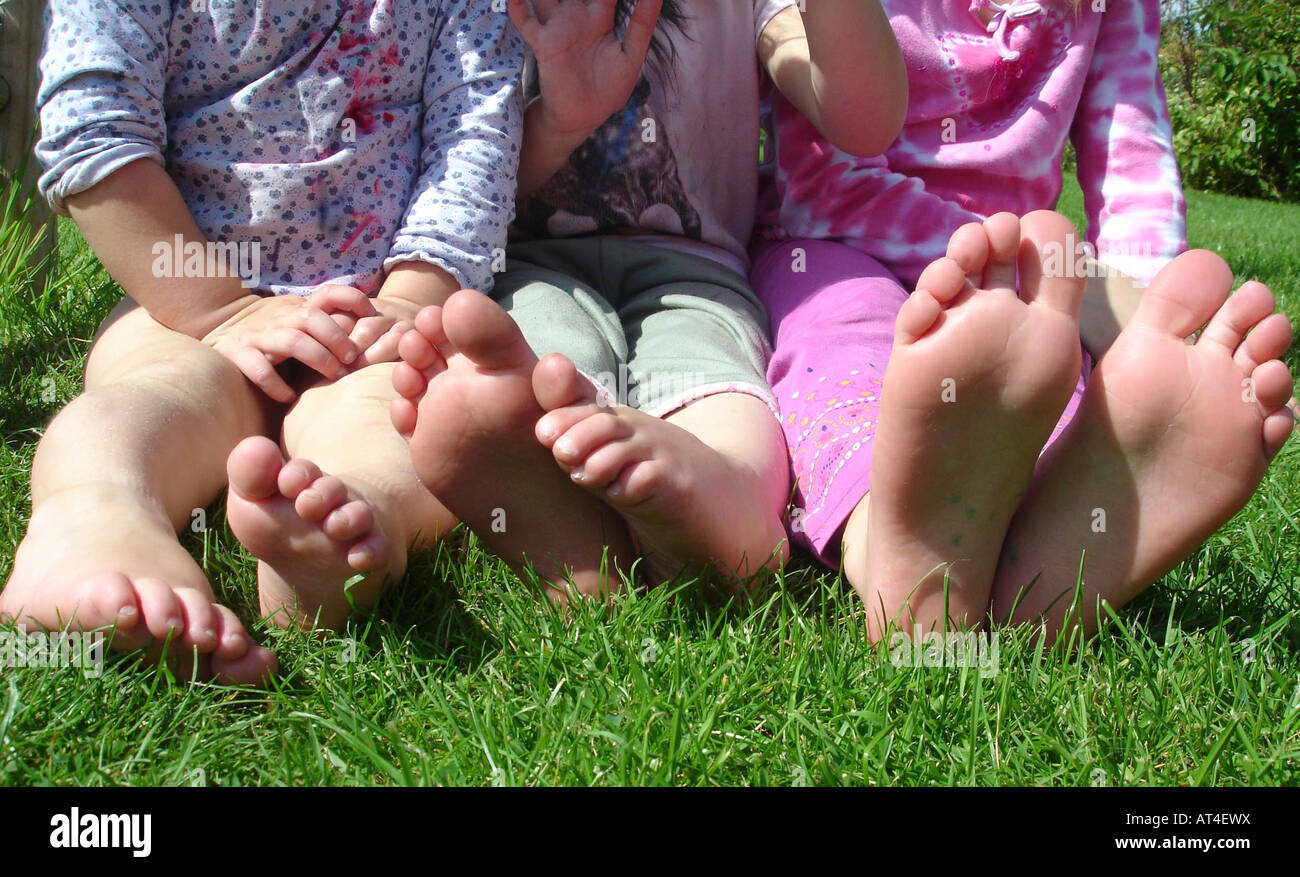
[538,419,557,440]
[607,482,623,497]
[570,468,585,483]
[167,617,183,630]
[556,437,575,457]
[344,349,357,364]
[118,606,138,621]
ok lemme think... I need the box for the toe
[1263,408,1296,459]
[211,604,252,660]
[536,402,605,447]
[390,396,419,438]
[347,530,390,573]
[1233,312,1292,372]
[174,587,219,652]
[944,222,990,283]
[396,321,445,377]
[277,458,323,499]
[1018,210,1085,314]
[1199,281,1277,354]
[227,436,287,502]
[894,288,944,346]
[324,499,375,542]
[1131,250,1233,338]
[295,475,349,522]
[132,577,184,641]
[211,645,278,687]
[533,353,598,411]
[914,257,970,306]
[573,441,647,493]
[981,212,1020,293]
[441,289,538,372]
[1248,359,1295,412]
[553,412,633,467]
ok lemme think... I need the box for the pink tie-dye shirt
[759,0,1187,286]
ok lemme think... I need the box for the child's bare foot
[225,436,396,630]
[991,251,1296,636]
[390,289,633,601]
[1,486,276,684]
[533,357,789,583]
[857,211,1085,638]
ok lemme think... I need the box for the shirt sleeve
[383,1,524,293]
[35,0,171,214]
[1070,0,1187,284]
[754,0,799,44]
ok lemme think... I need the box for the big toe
[1018,210,1086,314]
[533,353,597,412]
[1133,249,1234,338]
[227,436,288,502]
[441,289,536,371]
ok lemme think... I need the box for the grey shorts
[492,237,776,417]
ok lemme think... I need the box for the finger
[229,346,296,402]
[623,0,664,56]
[267,328,347,380]
[309,284,377,319]
[357,322,408,367]
[508,0,540,37]
[300,307,360,366]
[348,315,396,355]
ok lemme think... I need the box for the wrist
[172,290,264,340]
[527,98,597,152]
[379,261,459,310]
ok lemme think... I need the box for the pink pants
[751,239,1090,567]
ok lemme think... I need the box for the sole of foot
[855,211,1086,638]
[225,435,395,631]
[533,355,790,585]
[991,248,1295,637]
[1,484,276,684]
[391,289,633,602]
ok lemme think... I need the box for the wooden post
[1,0,57,293]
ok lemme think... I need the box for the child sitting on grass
[389,0,907,600]
[0,0,523,683]
[750,0,1296,640]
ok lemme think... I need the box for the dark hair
[615,0,688,82]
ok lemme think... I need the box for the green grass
[1,177,1299,786]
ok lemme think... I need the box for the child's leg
[749,239,907,569]
[850,212,1086,640]
[391,288,637,602]
[531,243,790,582]
[990,249,1295,639]
[0,300,276,683]
[224,361,457,629]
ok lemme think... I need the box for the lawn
[1,176,1298,787]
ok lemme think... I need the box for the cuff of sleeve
[41,144,164,214]
[384,247,487,294]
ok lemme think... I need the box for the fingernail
[344,349,357,364]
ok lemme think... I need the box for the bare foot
[991,250,1296,636]
[1,485,276,684]
[390,289,633,601]
[533,356,789,583]
[225,436,396,630]
[859,211,1086,638]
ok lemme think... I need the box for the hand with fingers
[201,285,378,402]
[338,296,422,369]
[509,0,663,140]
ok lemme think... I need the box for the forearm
[517,99,590,199]
[1079,264,1144,359]
[377,261,460,311]
[763,1,907,157]
[64,159,257,337]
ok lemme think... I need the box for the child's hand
[201,285,377,402]
[342,297,423,368]
[509,0,663,140]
